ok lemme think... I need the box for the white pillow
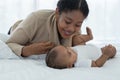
[0,33,9,42]
[0,40,19,59]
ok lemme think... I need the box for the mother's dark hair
[57,0,89,18]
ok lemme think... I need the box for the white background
[0,0,120,41]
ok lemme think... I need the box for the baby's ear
[67,64,73,68]
[66,47,71,52]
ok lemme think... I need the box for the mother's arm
[22,41,55,57]
[7,28,55,57]
[6,13,55,57]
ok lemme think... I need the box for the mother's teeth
[65,31,71,35]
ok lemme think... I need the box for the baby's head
[46,45,77,69]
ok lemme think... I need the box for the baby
[46,44,116,69]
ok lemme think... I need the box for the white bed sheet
[0,33,120,80]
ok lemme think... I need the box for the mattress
[0,33,120,80]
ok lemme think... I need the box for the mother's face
[56,9,85,39]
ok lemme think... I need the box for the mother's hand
[21,41,55,57]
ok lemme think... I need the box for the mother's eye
[65,20,71,24]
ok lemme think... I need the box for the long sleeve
[6,13,37,56]
[6,10,55,56]
[6,28,30,56]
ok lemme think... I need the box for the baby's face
[54,45,77,68]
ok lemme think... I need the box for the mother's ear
[55,8,60,21]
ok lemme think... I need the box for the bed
[0,33,120,80]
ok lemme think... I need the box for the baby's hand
[101,44,116,58]
[86,27,93,40]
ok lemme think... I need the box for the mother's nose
[67,24,76,33]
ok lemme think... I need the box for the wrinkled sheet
[0,33,120,80]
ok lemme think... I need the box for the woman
[6,0,92,57]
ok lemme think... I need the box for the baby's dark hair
[57,0,89,18]
[46,48,67,69]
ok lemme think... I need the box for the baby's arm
[91,45,116,67]
[91,54,109,67]
[72,27,93,46]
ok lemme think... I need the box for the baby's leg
[101,44,116,58]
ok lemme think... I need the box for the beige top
[6,10,74,56]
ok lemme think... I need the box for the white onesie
[72,44,102,67]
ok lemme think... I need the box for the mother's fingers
[43,41,55,46]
